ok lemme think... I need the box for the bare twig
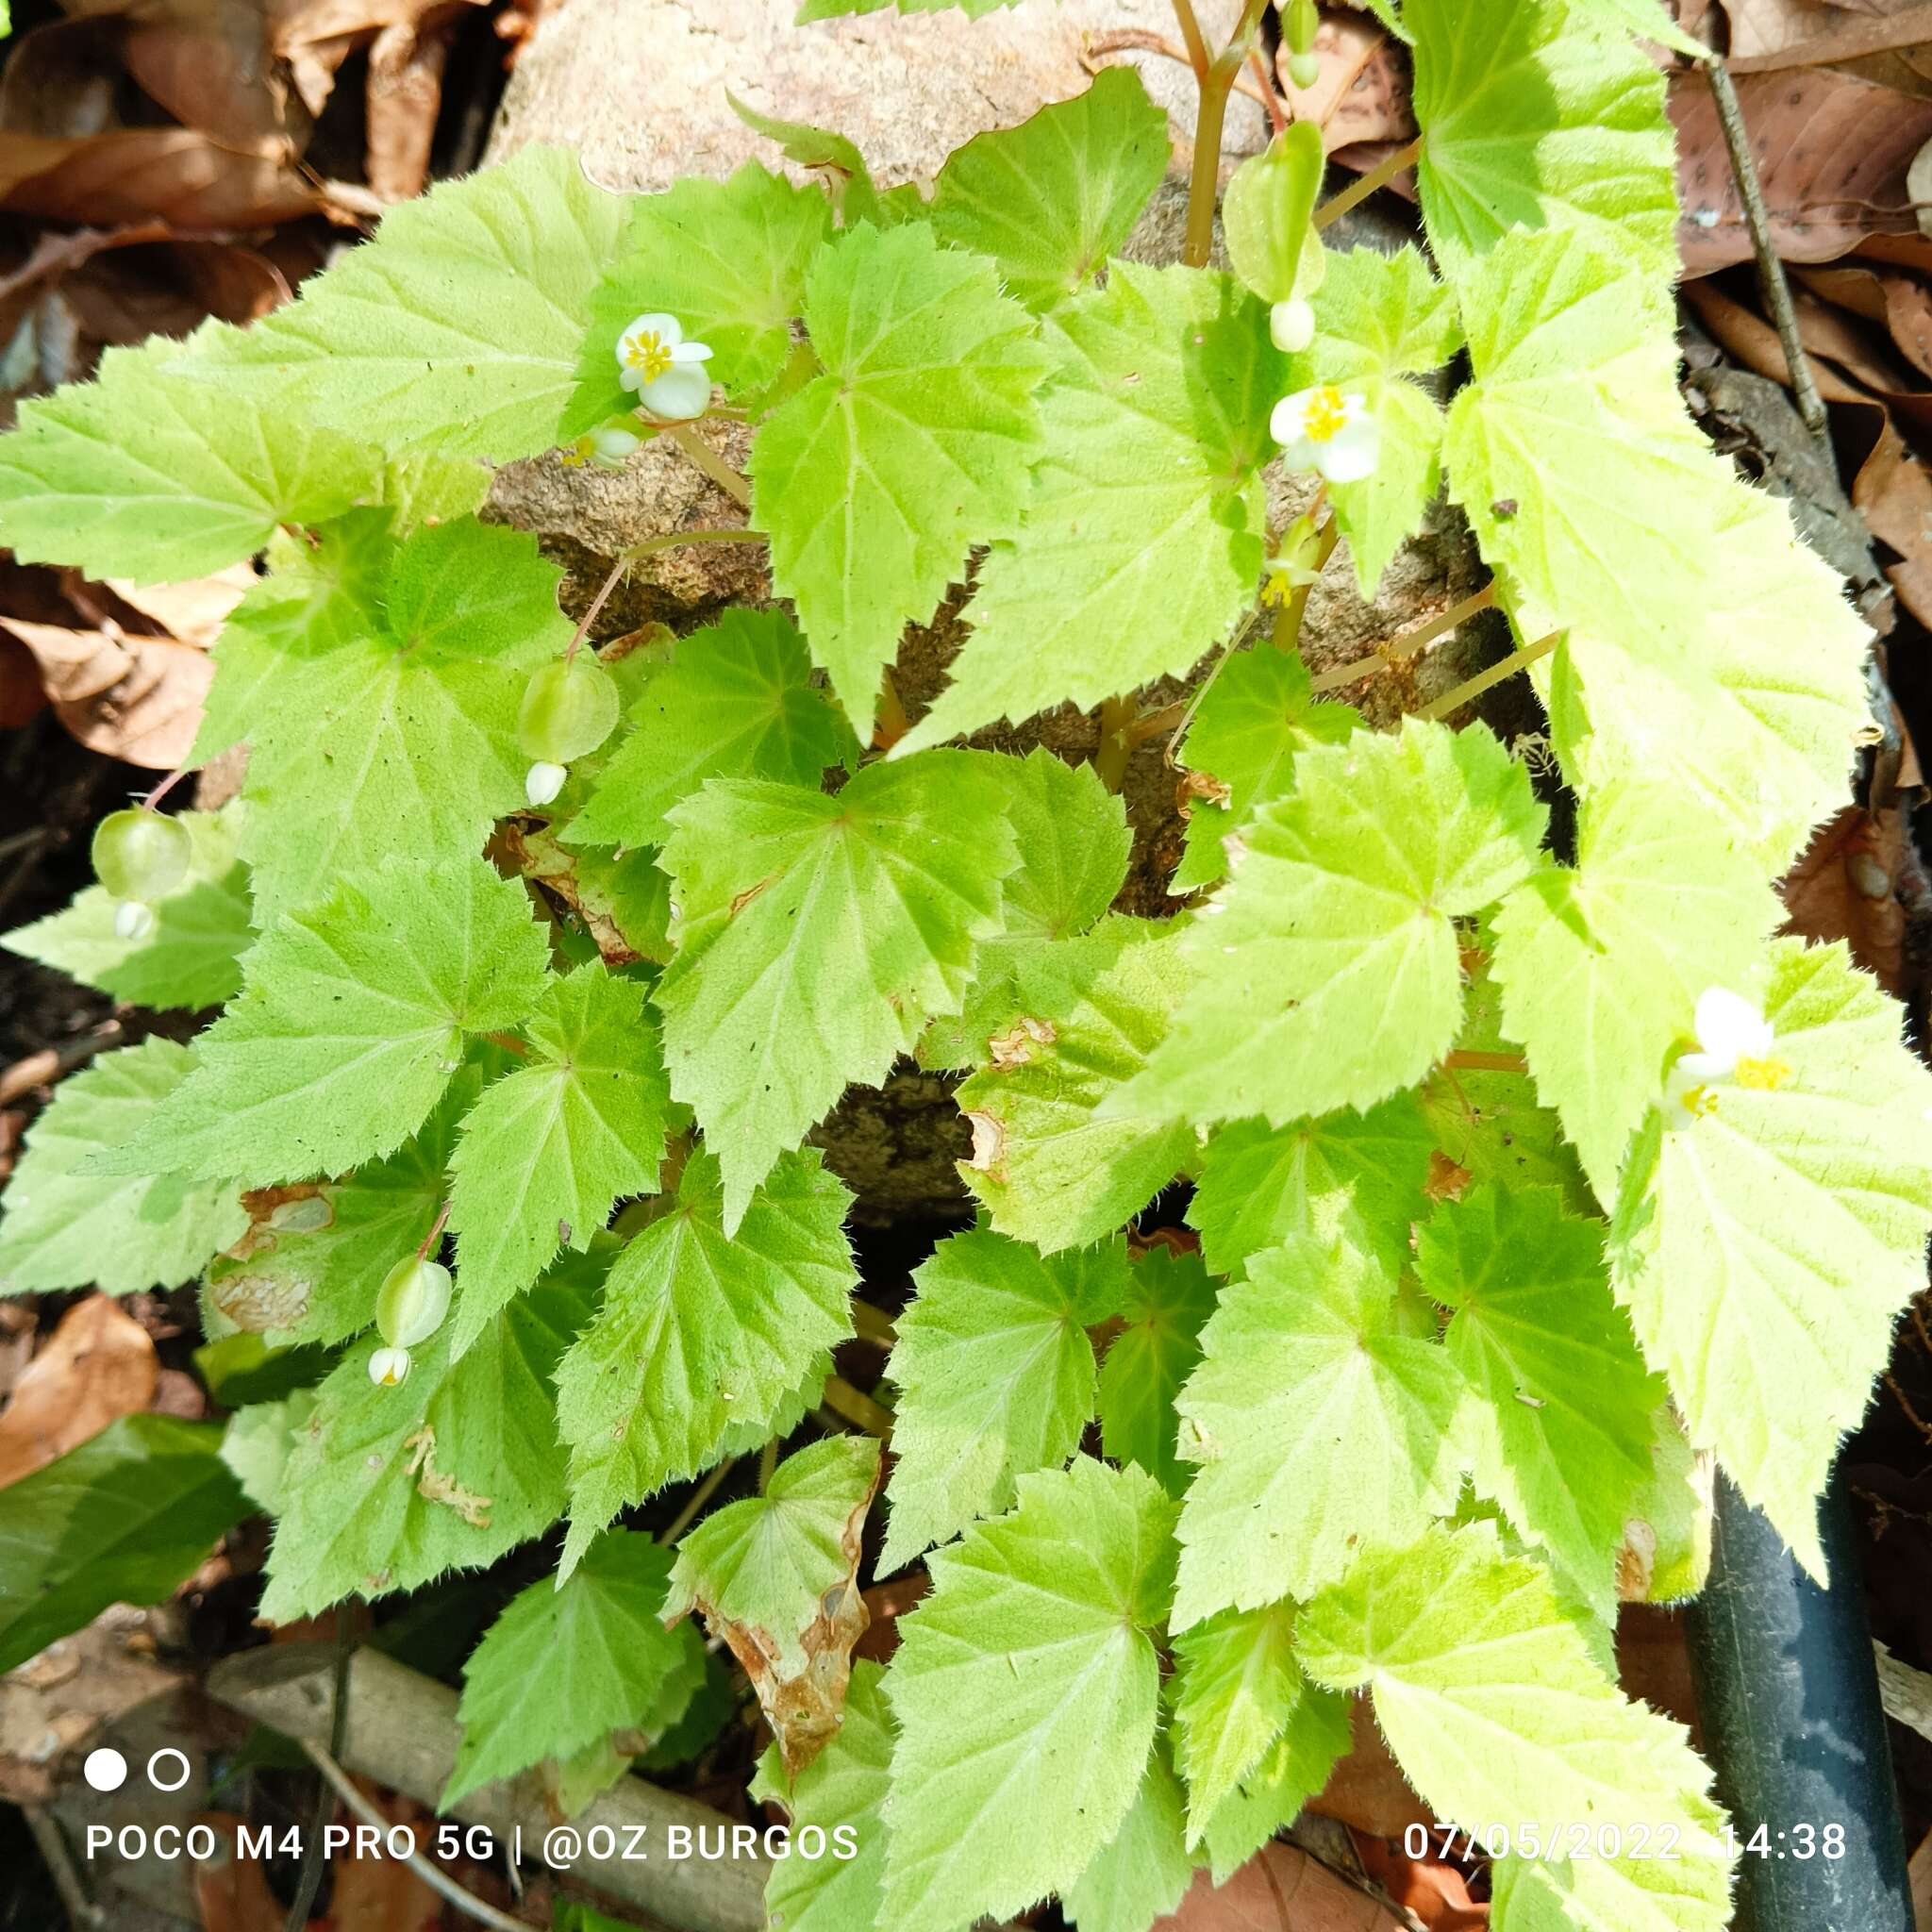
[284,1615,355,1932]
[0,1021,125,1108]
[1697,52,1832,454]
[299,1741,530,1932]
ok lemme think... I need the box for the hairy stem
[1309,583,1496,693]
[1183,0,1272,269]
[663,420,753,508]
[873,667,912,753]
[1094,695,1138,791]
[758,1434,779,1494]
[658,1457,736,1545]
[1313,136,1422,232]
[823,1374,893,1439]
[1416,627,1560,722]
[851,1297,900,1349]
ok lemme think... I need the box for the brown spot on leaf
[404,1426,491,1529]
[986,1016,1055,1071]
[961,1108,1007,1177]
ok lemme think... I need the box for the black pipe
[1683,1469,1912,1931]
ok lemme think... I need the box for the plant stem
[663,421,753,508]
[823,1374,893,1438]
[1442,1049,1528,1074]
[414,1199,452,1263]
[658,1457,735,1545]
[1168,0,1210,77]
[140,766,193,812]
[1094,695,1138,791]
[1309,582,1496,694]
[627,525,766,561]
[758,1434,779,1494]
[1274,512,1341,649]
[851,1297,899,1349]
[1416,627,1560,722]
[1313,135,1422,231]
[1247,44,1289,134]
[873,667,911,753]
[1183,0,1272,268]
[565,550,630,665]
[478,1029,531,1059]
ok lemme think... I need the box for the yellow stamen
[625,331,674,382]
[1302,386,1350,444]
[1683,1083,1720,1119]
[560,435,592,468]
[1260,565,1291,608]
[1733,1056,1792,1092]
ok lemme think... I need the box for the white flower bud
[113,900,156,941]
[1270,298,1316,355]
[375,1257,453,1349]
[369,1345,413,1388]
[525,760,568,807]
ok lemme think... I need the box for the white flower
[1271,383,1379,484]
[616,312,714,422]
[525,760,568,808]
[1664,987,1791,1128]
[368,1345,413,1389]
[1270,297,1316,355]
[562,423,643,470]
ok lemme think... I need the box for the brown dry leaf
[0,612,211,767]
[1684,275,1932,624]
[0,127,324,227]
[1782,806,1910,993]
[1671,67,1932,275]
[1276,11,1414,154]
[1797,262,1932,380]
[686,1456,880,1779]
[495,821,668,970]
[0,1295,158,1491]
[327,1782,443,1932]
[108,563,255,648]
[1352,1834,1490,1930]
[1155,1841,1407,1931]
[192,1814,287,1932]
[366,14,454,202]
[1309,1695,1433,1839]
[853,1571,929,1665]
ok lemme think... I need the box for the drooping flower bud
[525,760,568,808]
[1270,297,1316,354]
[369,1345,413,1389]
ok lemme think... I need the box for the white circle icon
[82,1747,127,1793]
[146,1748,191,1792]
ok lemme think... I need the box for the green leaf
[556,1149,856,1572]
[918,750,1130,1069]
[259,1252,597,1622]
[510,825,677,968]
[1223,124,1325,305]
[448,966,673,1355]
[727,92,891,229]
[956,928,1196,1252]
[1189,1095,1436,1282]
[881,1226,1126,1572]
[895,265,1282,755]
[1534,482,1871,877]
[221,1390,319,1516]
[1289,244,1463,596]
[1609,939,1932,1579]
[1172,1233,1465,1628]
[752,1658,893,1932]
[206,515,573,922]
[1418,951,1594,1214]
[658,754,1020,1228]
[881,1458,1177,1932]
[750,222,1048,738]
[1171,646,1357,894]
[1116,719,1546,1129]
[1575,0,1708,58]
[563,163,832,436]
[570,610,856,851]
[445,1531,695,1807]
[191,146,628,462]
[1061,1739,1192,1932]
[0,1040,247,1296]
[94,858,548,1189]
[1170,1602,1303,1840]
[4,807,251,1010]
[1407,0,1677,287]
[1299,1521,1733,1932]
[794,0,1023,23]
[1417,1186,1660,1615]
[1097,1248,1216,1495]
[927,70,1171,314]
[0,324,380,582]
[665,1435,880,1772]
[203,1065,480,1347]
[1491,783,1784,1203]
[0,1415,248,1674]
[1191,1684,1353,1883]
